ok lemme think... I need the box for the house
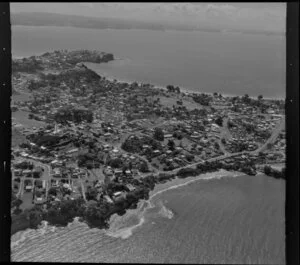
[67,148,79,154]
[125,170,132,177]
[114,169,123,177]
[25,185,33,192]
[104,195,114,204]
[23,169,32,175]
[112,191,125,201]
[63,183,72,190]
[34,197,45,204]
[126,184,136,191]
[14,169,22,176]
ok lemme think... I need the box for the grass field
[12,110,45,129]
[19,192,34,211]
[12,128,28,148]
[157,95,202,111]
[12,93,31,102]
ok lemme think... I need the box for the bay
[12,26,285,98]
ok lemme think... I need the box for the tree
[11,198,23,208]
[186,154,195,162]
[48,187,57,196]
[109,158,123,168]
[139,161,149,173]
[166,85,175,93]
[168,139,175,150]
[28,207,44,228]
[215,116,223,127]
[214,142,220,150]
[153,128,164,141]
[32,171,41,178]
[242,94,251,104]
[264,165,272,175]
[258,95,263,100]
[86,186,99,201]
[35,190,43,198]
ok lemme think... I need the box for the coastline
[11,49,286,241]
[11,169,244,242]
[149,169,243,198]
[84,62,285,100]
[102,169,244,239]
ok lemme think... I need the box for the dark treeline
[263,165,285,179]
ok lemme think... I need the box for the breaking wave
[104,170,242,239]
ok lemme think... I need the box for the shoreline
[89,169,245,239]
[11,49,286,240]
[11,169,244,241]
[12,53,285,100]
[149,169,243,199]
[84,62,285,100]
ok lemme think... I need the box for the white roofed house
[114,169,123,178]
[125,169,132,177]
[112,191,126,201]
[25,185,33,192]
[153,150,160,156]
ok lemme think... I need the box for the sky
[10,2,286,32]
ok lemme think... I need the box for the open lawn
[12,93,31,102]
[88,168,105,182]
[12,128,28,148]
[157,95,202,111]
[19,192,34,211]
[12,110,45,129]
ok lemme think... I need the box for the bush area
[263,165,285,179]
[192,93,213,106]
[54,106,93,124]
[29,134,62,147]
[12,58,44,73]
[121,135,162,154]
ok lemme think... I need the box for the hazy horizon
[10,3,286,33]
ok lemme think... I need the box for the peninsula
[11,50,286,235]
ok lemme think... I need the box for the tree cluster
[166,85,180,93]
[263,165,285,179]
[54,106,93,124]
[192,93,212,106]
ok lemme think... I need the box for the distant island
[11,49,285,236]
[11,12,285,36]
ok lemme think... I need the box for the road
[79,177,87,202]
[13,114,285,198]
[141,117,286,177]
[254,117,285,154]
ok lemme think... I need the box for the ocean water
[11,174,285,264]
[12,26,285,98]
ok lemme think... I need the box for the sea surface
[12,26,286,98]
[11,173,285,264]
